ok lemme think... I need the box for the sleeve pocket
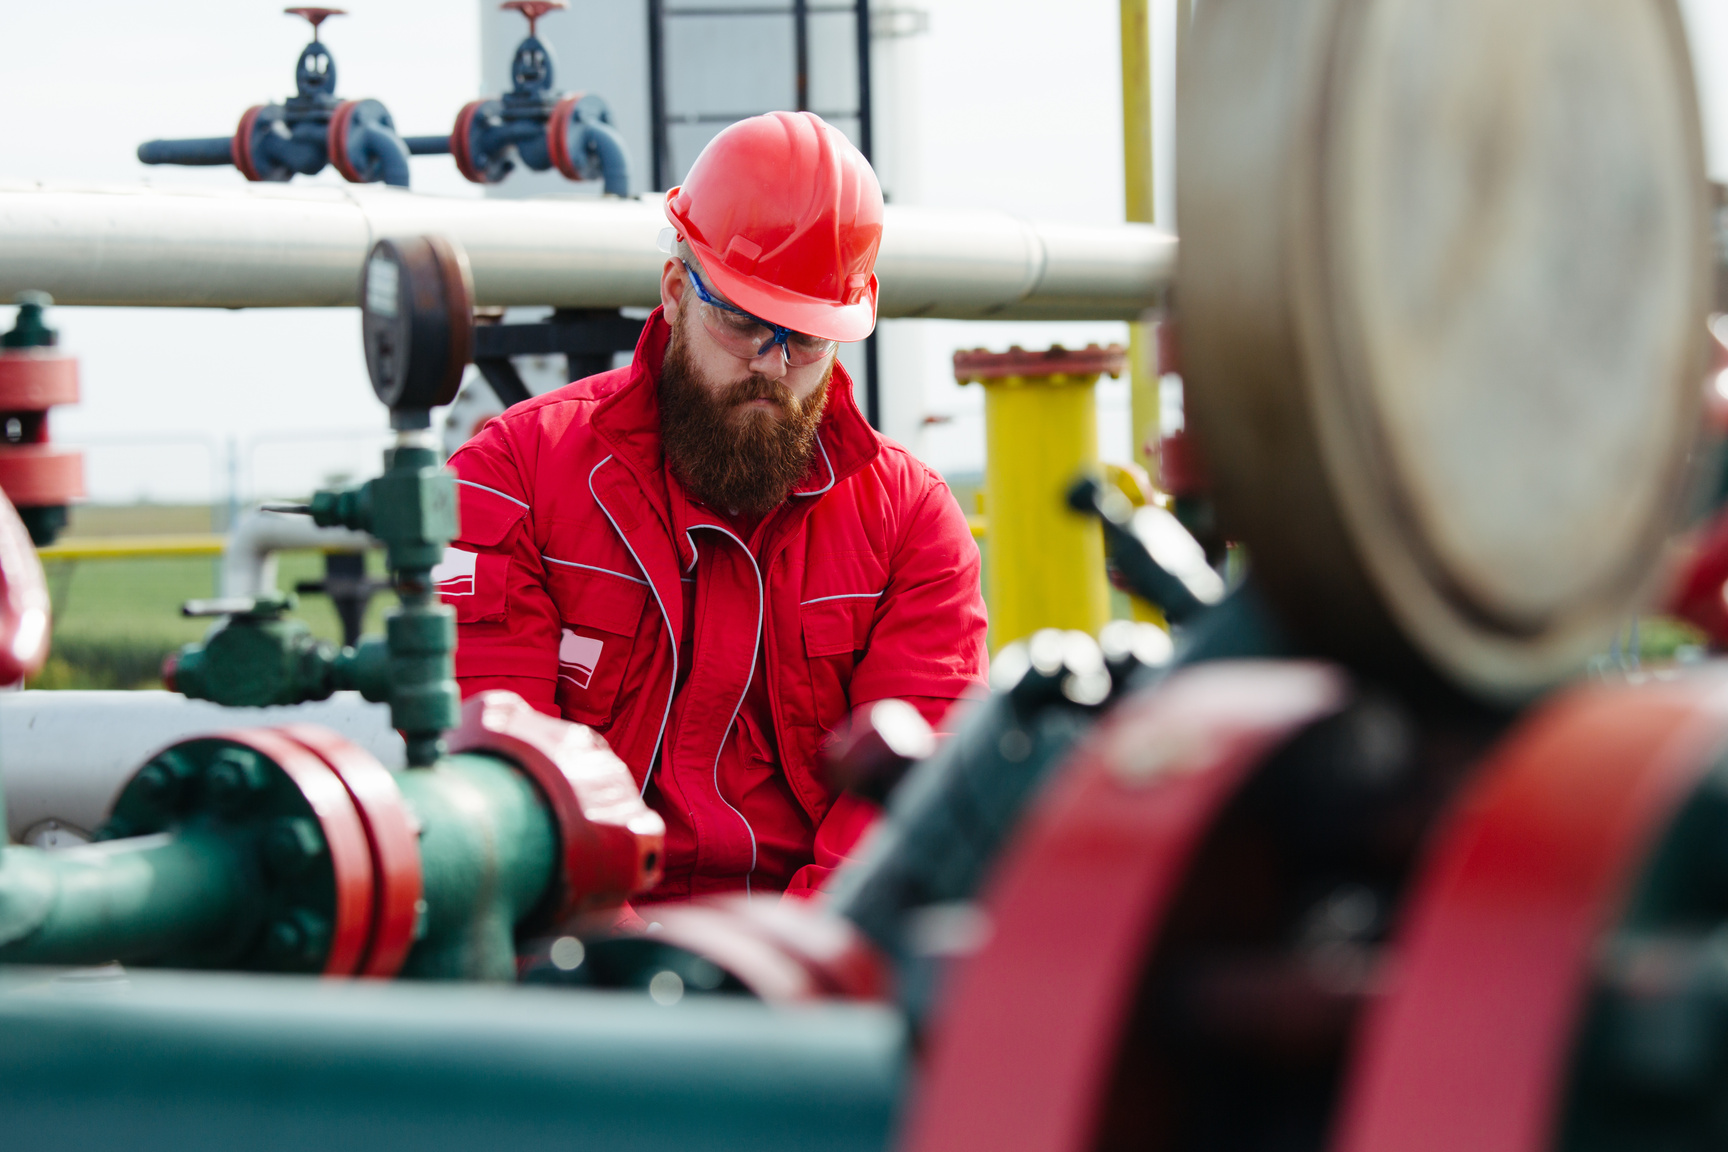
[802,598,875,658]
[454,482,528,548]
[436,547,510,623]
[543,564,650,725]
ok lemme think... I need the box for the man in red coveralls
[441,111,988,900]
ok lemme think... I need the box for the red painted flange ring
[637,895,890,1001]
[903,662,1349,1152]
[450,100,491,185]
[216,728,376,977]
[326,99,364,183]
[1332,673,1728,1152]
[231,105,268,182]
[0,446,85,506]
[545,92,585,181]
[449,691,666,925]
[0,353,78,410]
[276,724,423,978]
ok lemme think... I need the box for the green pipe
[0,831,250,966]
[395,754,556,981]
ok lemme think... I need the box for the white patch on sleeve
[431,547,479,596]
[558,630,604,689]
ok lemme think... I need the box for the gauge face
[1179,0,1710,700]
[359,236,474,417]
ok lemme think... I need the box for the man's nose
[749,344,790,381]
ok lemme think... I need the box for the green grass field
[31,504,394,690]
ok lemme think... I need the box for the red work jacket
[443,310,988,900]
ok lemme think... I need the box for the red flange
[545,92,586,181]
[0,446,84,507]
[1332,673,1728,1152]
[638,895,890,1001]
[232,104,269,183]
[276,724,424,978]
[450,100,492,185]
[215,728,376,978]
[326,99,364,184]
[903,661,1348,1152]
[0,353,78,410]
[449,691,666,925]
[0,489,49,682]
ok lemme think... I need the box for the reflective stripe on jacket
[443,309,988,899]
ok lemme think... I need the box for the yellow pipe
[37,535,227,560]
[1121,0,1159,479]
[957,347,1121,650]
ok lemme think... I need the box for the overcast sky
[0,1,1723,501]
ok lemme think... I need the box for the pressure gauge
[360,235,474,424]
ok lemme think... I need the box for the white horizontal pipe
[0,690,403,844]
[0,181,1175,321]
[220,508,375,599]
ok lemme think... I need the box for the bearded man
[443,112,988,902]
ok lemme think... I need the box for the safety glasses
[681,261,837,367]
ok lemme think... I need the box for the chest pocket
[443,482,530,624]
[801,595,878,731]
[544,562,650,728]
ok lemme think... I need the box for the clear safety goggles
[680,260,837,367]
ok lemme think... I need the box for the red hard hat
[665,111,883,343]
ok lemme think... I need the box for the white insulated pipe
[0,181,1176,321]
[220,508,374,599]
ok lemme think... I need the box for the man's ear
[660,259,685,325]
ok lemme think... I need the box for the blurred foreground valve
[427,1,631,193]
[0,293,84,546]
[137,8,412,188]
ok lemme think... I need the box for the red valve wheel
[215,728,377,978]
[277,724,424,979]
[326,100,363,184]
[0,446,84,507]
[502,0,566,36]
[285,7,346,32]
[0,489,49,683]
[1333,673,1728,1152]
[0,353,77,411]
[450,691,666,926]
[231,104,269,183]
[450,100,493,185]
[903,662,1349,1152]
[546,92,586,181]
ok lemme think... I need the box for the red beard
[658,313,833,516]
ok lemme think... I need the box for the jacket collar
[590,307,882,516]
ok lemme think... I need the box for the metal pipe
[221,508,374,599]
[0,181,1176,320]
[0,690,404,845]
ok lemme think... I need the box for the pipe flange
[450,99,510,185]
[100,728,376,976]
[632,895,891,1001]
[231,104,291,184]
[0,446,84,507]
[326,99,365,184]
[545,92,587,181]
[276,724,423,978]
[449,690,665,927]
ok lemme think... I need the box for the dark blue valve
[137,8,413,188]
[425,1,631,195]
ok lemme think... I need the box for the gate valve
[435,0,632,194]
[137,8,413,188]
[0,292,85,547]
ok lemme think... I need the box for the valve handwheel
[285,7,346,37]
[502,0,567,37]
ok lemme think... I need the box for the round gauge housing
[360,235,474,421]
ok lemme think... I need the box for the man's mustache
[719,375,796,412]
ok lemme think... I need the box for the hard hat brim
[682,234,880,345]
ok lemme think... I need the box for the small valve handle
[286,7,346,39]
[182,594,293,619]
[502,0,566,37]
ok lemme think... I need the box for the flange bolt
[261,909,331,968]
[263,817,326,879]
[206,749,270,815]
